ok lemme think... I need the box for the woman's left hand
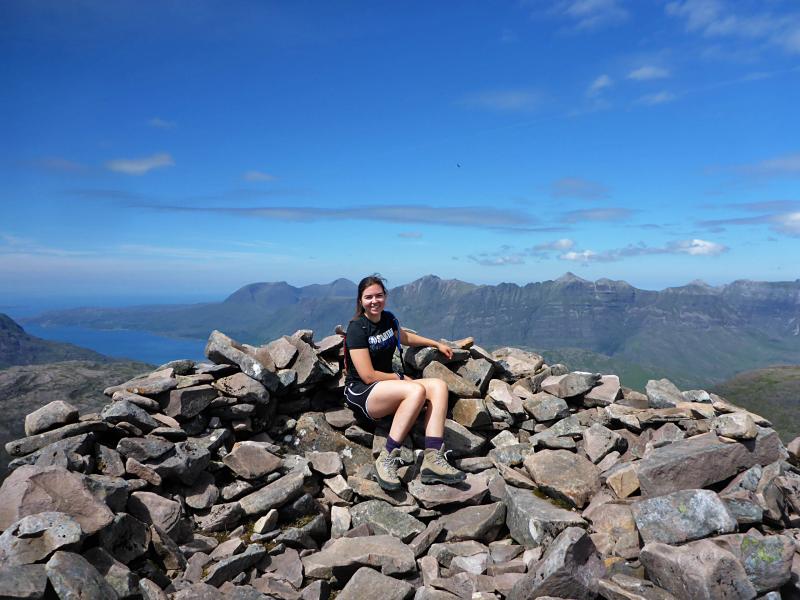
[436,342,454,360]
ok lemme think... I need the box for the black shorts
[344,381,379,422]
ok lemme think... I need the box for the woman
[344,274,466,491]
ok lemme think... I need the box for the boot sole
[420,472,467,485]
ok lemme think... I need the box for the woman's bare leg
[366,380,427,443]
[415,377,449,438]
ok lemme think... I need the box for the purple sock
[386,435,402,453]
[425,436,443,450]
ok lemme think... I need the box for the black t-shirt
[345,312,398,385]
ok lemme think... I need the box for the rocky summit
[1,327,800,600]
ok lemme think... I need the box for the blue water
[24,323,207,366]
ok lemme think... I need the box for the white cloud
[737,152,800,177]
[548,0,629,30]
[560,207,634,223]
[148,117,176,129]
[534,238,575,251]
[637,91,676,105]
[468,253,526,266]
[461,90,543,112]
[560,250,598,262]
[243,170,277,182]
[105,153,175,175]
[551,177,610,199]
[669,238,728,255]
[772,212,800,236]
[587,74,613,97]
[628,66,670,80]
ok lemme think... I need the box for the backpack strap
[384,311,405,373]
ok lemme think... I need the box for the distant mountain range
[24,273,800,388]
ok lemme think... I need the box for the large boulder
[45,551,119,600]
[301,535,416,578]
[0,512,83,566]
[24,400,79,436]
[524,450,600,508]
[205,330,280,391]
[505,486,586,548]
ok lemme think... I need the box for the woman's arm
[399,330,454,360]
[349,348,405,384]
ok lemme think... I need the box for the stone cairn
[2,327,800,600]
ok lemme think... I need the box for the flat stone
[490,430,519,449]
[604,462,640,498]
[105,374,178,397]
[193,502,244,532]
[645,379,683,409]
[8,433,96,472]
[439,502,506,543]
[597,574,678,600]
[640,540,757,600]
[325,407,355,429]
[407,472,488,509]
[213,372,270,405]
[301,534,416,578]
[713,412,758,440]
[524,450,600,509]
[337,566,414,600]
[540,372,600,399]
[452,397,492,429]
[631,489,737,545]
[5,420,109,457]
[0,465,114,535]
[203,544,267,587]
[25,400,79,436]
[45,551,118,600]
[505,486,587,548]
[266,337,298,369]
[183,472,219,510]
[0,564,48,599]
[492,347,544,379]
[285,336,326,387]
[487,379,525,417]
[84,546,140,599]
[0,512,83,567]
[584,375,622,408]
[457,358,496,395]
[507,527,606,600]
[423,361,480,398]
[127,491,187,542]
[223,441,282,479]
[522,392,570,423]
[239,471,306,516]
[305,451,343,476]
[583,502,639,560]
[443,419,486,458]
[636,430,783,496]
[350,500,426,542]
[710,533,795,594]
[347,476,416,506]
[98,512,151,563]
[294,412,373,475]
[205,330,280,391]
[116,436,174,462]
[164,384,218,420]
[583,423,623,464]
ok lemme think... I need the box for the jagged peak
[554,272,590,284]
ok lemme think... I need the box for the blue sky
[2,0,799,308]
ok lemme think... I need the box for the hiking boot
[375,448,403,491]
[420,444,466,485]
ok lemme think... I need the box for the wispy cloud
[551,177,610,200]
[243,170,277,182]
[468,253,526,266]
[560,207,634,223]
[148,117,176,129]
[735,152,800,178]
[460,89,543,112]
[559,238,728,262]
[628,65,670,80]
[699,210,800,237]
[398,232,423,239]
[637,91,676,105]
[666,0,800,55]
[143,203,542,231]
[587,74,613,97]
[27,157,87,173]
[105,152,175,175]
[533,238,575,251]
[534,0,629,30]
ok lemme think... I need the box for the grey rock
[213,372,270,405]
[350,500,426,542]
[407,472,488,509]
[423,361,480,398]
[193,502,244,532]
[492,347,544,379]
[645,379,684,409]
[147,440,211,485]
[285,336,326,387]
[5,420,109,457]
[524,449,600,509]
[451,397,492,429]
[442,418,486,458]
[305,451,343,476]
[583,502,639,560]
[301,534,416,578]
[116,436,174,462]
[487,379,525,417]
[127,491,187,542]
[439,502,506,542]
[597,574,678,600]
[294,412,372,475]
[184,472,219,510]
[457,358,496,395]
[631,489,737,545]
[640,540,757,599]
[636,430,783,496]
[583,423,623,464]
[84,473,130,513]
[711,533,795,594]
[712,412,758,440]
[0,465,114,535]
[45,551,118,600]
[584,375,622,408]
[522,392,570,422]
[266,337,299,369]
[84,547,140,599]
[164,385,218,420]
[101,400,160,431]
[507,527,606,600]
[223,441,282,479]
[0,564,48,599]
[205,330,280,391]
[8,433,95,472]
[0,512,82,567]
[98,513,151,563]
[488,443,536,467]
[347,476,416,506]
[540,372,600,399]
[239,471,306,516]
[139,578,168,600]
[24,400,79,436]
[505,486,587,548]
[409,521,445,558]
[337,567,414,600]
[104,373,177,397]
[203,544,267,587]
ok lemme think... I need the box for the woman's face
[361,283,386,320]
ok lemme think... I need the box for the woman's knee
[407,382,426,403]
[430,378,448,398]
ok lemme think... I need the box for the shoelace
[382,453,403,476]
[430,449,457,471]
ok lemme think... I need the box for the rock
[285,336,326,387]
[540,372,600,399]
[98,513,151,563]
[524,450,600,509]
[164,385,218,420]
[584,375,622,408]
[212,372,270,405]
[184,472,219,510]
[0,564,48,599]
[490,430,519,449]
[583,423,623,464]
[0,465,114,535]
[8,432,95,472]
[492,348,544,379]
[266,337,298,369]
[203,544,267,587]
[84,547,140,599]
[636,430,783,496]
[223,441,282,479]
[441,418,486,458]
[522,392,570,422]
[711,533,795,594]
[301,535,416,578]
[24,400,79,436]
[127,491,187,542]
[407,472,489,509]
[645,379,683,409]
[0,512,83,566]
[712,412,758,440]
[337,566,415,600]
[438,502,506,542]
[631,489,737,545]
[117,437,174,462]
[640,540,757,599]
[507,527,606,600]
[457,358,496,395]
[45,551,118,600]
[325,407,355,429]
[505,486,587,548]
[294,412,372,475]
[604,462,640,498]
[305,451,343,476]
[423,361,480,398]
[452,397,492,429]
[193,502,244,532]
[104,373,178,397]
[487,379,525,417]
[583,502,639,560]
[239,471,306,516]
[5,420,109,457]
[205,330,280,391]
[597,574,678,600]
[347,476,416,506]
